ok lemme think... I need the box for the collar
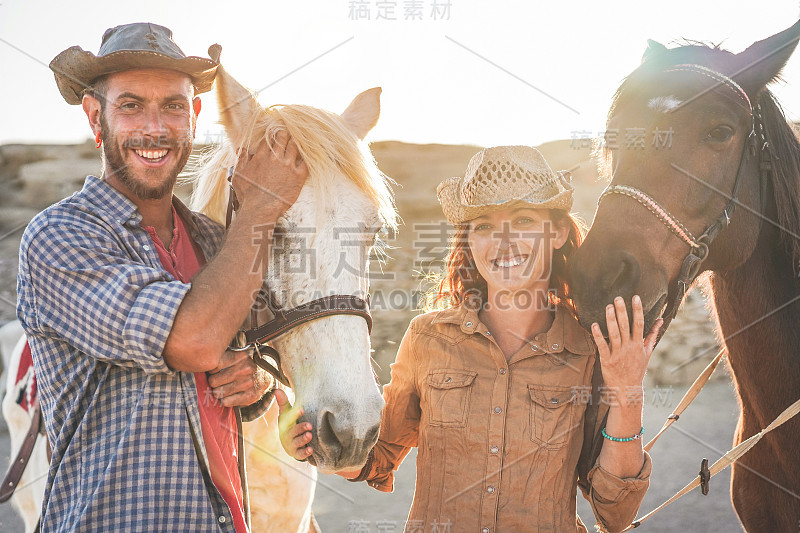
[172,195,202,239]
[431,303,595,356]
[81,175,139,224]
[81,175,202,238]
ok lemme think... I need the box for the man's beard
[100,114,193,201]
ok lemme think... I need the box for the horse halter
[224,166,373,387]
[598,64,773,325]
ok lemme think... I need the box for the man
[16,23,307,531]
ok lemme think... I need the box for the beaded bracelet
[601,426,644,442]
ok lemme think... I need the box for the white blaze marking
[648,95,682,113]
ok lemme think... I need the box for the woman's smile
[491,253,529,269]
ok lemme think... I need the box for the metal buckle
[228,330,251,352]
[252,343,291,387]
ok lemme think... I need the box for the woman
[277,146,660,532]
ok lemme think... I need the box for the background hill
[0,139,722,387]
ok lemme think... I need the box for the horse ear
[341,87,381,139]
[215,65,265,149]
[734,19,800,97]
[642,39,668,63]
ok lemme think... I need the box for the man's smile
[132,148,171,165]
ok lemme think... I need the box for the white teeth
[134,149,168,160]
[493,255,527,268]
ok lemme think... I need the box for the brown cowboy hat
[437,146,574,225]
[49,22,221,105]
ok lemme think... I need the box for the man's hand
[163,135,307,373]
[232,130,308,219]
[207,350,272,407]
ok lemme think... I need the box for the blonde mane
[191,104,398,232]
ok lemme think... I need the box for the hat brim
[437,175,573,226]
[50,46,219,105]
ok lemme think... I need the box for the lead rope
[643,348,726,453]
[625,394,800,530]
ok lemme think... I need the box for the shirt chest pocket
[425,369,477,428]
[528,385,578,450]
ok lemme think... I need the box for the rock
[18,159,97,210]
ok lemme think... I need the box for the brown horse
[570,20,800,531]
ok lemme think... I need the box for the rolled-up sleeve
[20,220,187,375]
[349,322,421,492]
[584,451,652,533]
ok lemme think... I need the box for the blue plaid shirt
[17,175,259,532]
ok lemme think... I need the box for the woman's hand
[275,389,366,478]
[275,389,314,461]
[590,295,662,394]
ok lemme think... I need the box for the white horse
[1,69,397,532]
[194,66,397,531]
[1,320,47,533]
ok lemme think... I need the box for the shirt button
[552,343,559,350]
[143,244,150,251]
[531,345,538,351]
[487,485,495,494]
[482,528,490,533]
[490,445,499,454]
[493,406,502,414]
[218,515,227,524]
[485,331,491,336]
[466,321,473,327]
[498,368,506,375]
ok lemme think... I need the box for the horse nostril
[363,424,379,447]
[317,410,351,452]
[609,251,641,297]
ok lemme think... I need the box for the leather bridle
[597,64,773,331]
[224,167,373,387]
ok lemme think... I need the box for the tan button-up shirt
[358,304,651,532]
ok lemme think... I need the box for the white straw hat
[437,146,573,225]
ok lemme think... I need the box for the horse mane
[596,43,800,276]
[191,104,398,233]
[758,90,800,274]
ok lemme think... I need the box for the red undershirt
[143,206,247,533]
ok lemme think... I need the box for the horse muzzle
[299,397,383,473]
[572,245,670,335]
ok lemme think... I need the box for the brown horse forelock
[572,42,800,335]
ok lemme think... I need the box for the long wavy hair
[424,209,586,313]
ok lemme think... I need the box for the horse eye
[707,125,734,142]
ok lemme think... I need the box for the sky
[1,1,799,148]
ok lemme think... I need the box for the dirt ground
[0,380,744,532]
